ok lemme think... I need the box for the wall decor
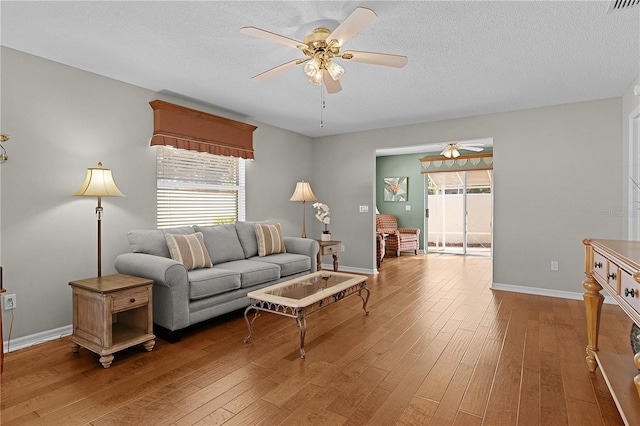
[383,177,408,202]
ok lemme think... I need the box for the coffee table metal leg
[243,305,260,343]
[359,286,370,315]
[296,312,307,359]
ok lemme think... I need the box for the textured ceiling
[1,1,638,138]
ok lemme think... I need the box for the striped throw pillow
[165,232,213,270]
[255,223,286,257]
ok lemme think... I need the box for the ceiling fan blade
[251,59,306,81]
[460,146,484,152]
[327,7,377,47]
[241,26,308,50]
[341,50,408,68]
[323,70,342,94]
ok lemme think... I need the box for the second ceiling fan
[440,142,485,158]
[241,6,408,93]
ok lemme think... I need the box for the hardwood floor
[0,254,633,425]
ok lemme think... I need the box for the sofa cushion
[187,267,241,300]
[235,221,262,258]
[255,223,286,257]
[250,253,311,277]
[127,229,170,257]
[165,232,213,271]
[194,224,245,264]
[127,226,196,258]
[214,260,280,288]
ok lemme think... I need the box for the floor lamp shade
[289,181,317,238]
[74,162,125,277]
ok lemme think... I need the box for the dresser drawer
[592,251,608,282]
[621,271,640,314]
[112,288,149,313]
[321,244,338,256]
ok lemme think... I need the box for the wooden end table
[315,239,341,272]
[69,274,155,368]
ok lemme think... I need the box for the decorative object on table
[0,134,10,163]
[289,180,317,238]
[631,323,640,357]
[383,177,408,202]
[313,202,331,241]
[74,162,125,277]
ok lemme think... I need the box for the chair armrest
[377,228,395,234]
[398,228,421,235]
[283,237,320,272]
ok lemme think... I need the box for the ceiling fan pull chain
[320,80,325,128]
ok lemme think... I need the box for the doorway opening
[425,170,493,256]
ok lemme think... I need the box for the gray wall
[0,45,634,341]
[312,98,624,293]
[0,47,313,339]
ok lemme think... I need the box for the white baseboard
[491,282,617,305]
[4,324,72,353]
[321,264,376,275]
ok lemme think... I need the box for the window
[156,146,245,228]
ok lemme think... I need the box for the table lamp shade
[74,163,125,197]
[289,181,317,202]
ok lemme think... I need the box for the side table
[69,274,155,368]
[315,239,341,272]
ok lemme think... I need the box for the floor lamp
[74,162,125,277]
[289,180,317,238]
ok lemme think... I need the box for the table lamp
[289,180,317,238]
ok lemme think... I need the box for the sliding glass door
[426,170,492,256]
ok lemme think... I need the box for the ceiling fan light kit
[440,142,485,158]
[241,6,408,93]
[443,146,461,158]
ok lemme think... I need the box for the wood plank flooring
[0,254,634,425]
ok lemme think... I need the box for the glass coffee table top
[247,271,367,308]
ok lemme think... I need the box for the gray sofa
[114,222,319,341]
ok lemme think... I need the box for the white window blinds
[156,146,245,228]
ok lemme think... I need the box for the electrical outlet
[551,261,559,271]
[359,205,368,213]
[3,293,16,310]
[341,244,345,253]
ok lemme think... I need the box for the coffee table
[243,271,370,358]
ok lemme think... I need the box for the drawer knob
[130,298,136,303]
[625,288,638,298]
[594,262,602,268]
[607,272,616,280]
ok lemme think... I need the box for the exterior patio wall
[427,193,492,245]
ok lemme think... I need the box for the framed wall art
[383,177,408,202]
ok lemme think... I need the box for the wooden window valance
[149,100,257,160]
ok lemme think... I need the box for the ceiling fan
[440,142,485,158]
[240,6,408,94]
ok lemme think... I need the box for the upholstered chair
[376,232,386,269]
[375,214,420,257]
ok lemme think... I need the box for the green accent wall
[376,153,426,249]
